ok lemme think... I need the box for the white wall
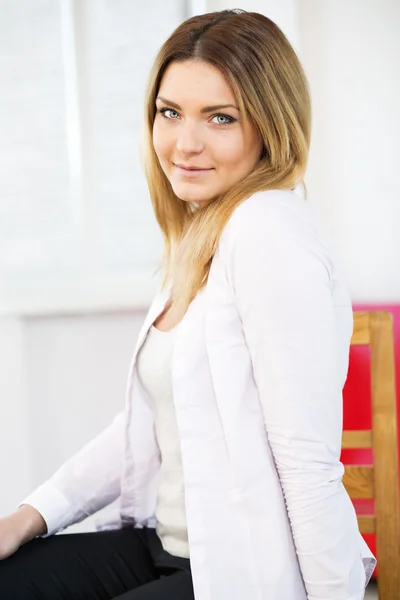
[0,318,30,515]
[299,0,400,302]
[0,0,182,315]
[0,311,147,529]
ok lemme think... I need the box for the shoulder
[220,189,337,279]
[224,189,320,241]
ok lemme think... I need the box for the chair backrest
[342,311,400,598]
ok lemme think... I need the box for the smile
[173,164,214,177]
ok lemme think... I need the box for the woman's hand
[0,505,47,560]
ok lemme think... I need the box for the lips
[174,163,213,171]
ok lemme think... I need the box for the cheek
[214,133,249,168]
[225,130,261,171]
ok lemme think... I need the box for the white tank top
[136,323,189,558]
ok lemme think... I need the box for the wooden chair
[342,311,400,599]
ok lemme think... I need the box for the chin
[172,186,211,204]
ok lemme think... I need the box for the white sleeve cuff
[19,483,74,537]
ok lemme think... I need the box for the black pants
[0,526,194,599]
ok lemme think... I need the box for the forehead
[158,60,237,105]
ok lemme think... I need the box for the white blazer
[23,190,376,600]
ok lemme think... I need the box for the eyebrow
[156,96,239,113]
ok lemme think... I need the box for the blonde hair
[142,9,311,319]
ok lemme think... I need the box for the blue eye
[211,114,235,125]
[159,108,179,119]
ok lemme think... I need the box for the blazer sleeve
[20,410,125,536]
[225,193,373,599]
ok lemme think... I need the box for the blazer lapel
[132,280,172,356]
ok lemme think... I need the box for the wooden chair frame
[342,311,400,599]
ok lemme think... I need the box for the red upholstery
[341,304,400,577]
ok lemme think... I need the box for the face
[152,60,262,208]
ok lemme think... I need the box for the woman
[0,9,376,600]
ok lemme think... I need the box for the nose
[175,122,204,154]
